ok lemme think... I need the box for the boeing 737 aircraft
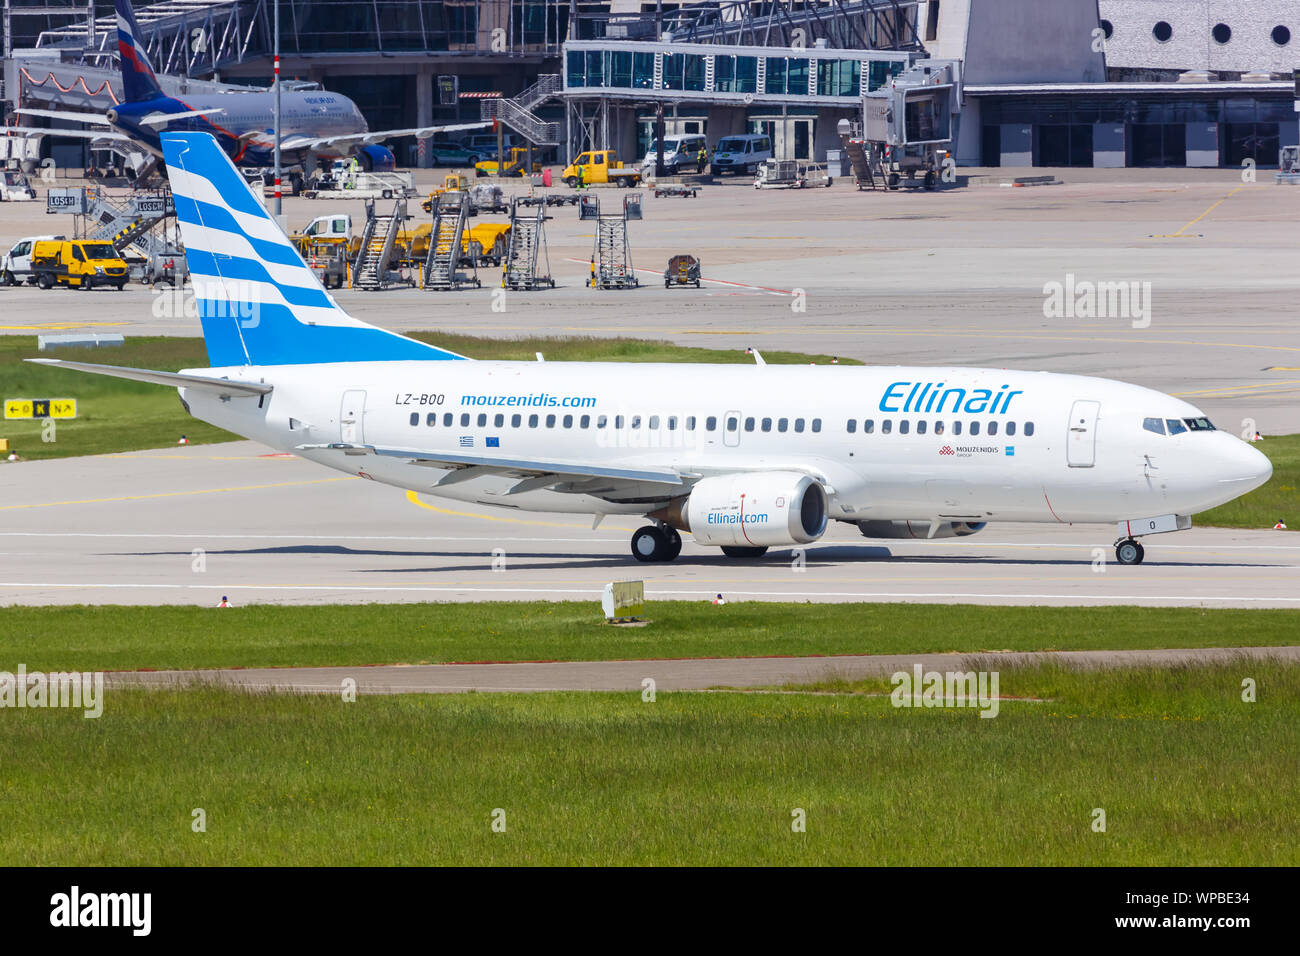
[13,0,484,183]
[31,132,1272,566]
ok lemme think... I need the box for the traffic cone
[1274,519,1287,530]
[712,593,726,605]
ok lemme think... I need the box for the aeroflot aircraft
[13,0,483,179]
[32,133,1272,566]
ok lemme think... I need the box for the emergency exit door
[1067,400,1100,467]
[340,390,366,445]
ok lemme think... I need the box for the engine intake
[652,472,828,547]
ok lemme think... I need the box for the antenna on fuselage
[746,347,766,366]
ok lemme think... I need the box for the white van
[1,235,64,285]
[641,134,709,175]
[710,134,773,176]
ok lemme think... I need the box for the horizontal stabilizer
[27,358,272,397]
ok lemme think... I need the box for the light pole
[273,0,282,218]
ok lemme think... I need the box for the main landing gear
[1115,538,1146,566]
[631,525,682,562]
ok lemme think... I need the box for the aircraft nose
[1231,440,1272,491]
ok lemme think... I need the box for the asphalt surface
[103,645,1300,694]
[1,440,1297,608]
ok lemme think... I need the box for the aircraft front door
[340,389,366,445]
[1067,399,1100,467]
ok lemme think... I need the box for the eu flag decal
[486,436,500,448]
[1005,446,1015,456]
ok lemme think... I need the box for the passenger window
[1166,419,1187,435]
[460,413,470,427]
[988,421,999,436]
[791,418,803,433]
[649,415,659,429]
[726,416,738,431]
[615,415,625,429]
[811,418,821,433]
[443,413,453,426]
[1006,421,1016,436]
[631,415,641,428]
[494,414,504,427]
[952,421,962,436]
[846,419,856,434]
[596,415,607,428]
[935,421,944,435]
[685,416,696,430]
[1024,422,1033,436]
[409,412,419,426]
[580,414,590,428]
[477,413,487,427]
[426,412,437,426]
[706,416,717,431]
[863,419,874,434]
[744,417,755,432]
[546,414,556,428]
[881,419,892,434]
[899,420,910,435]
[529,414,539,427]
[916,421,927,435]
[970,421,980,436]
[778,418,788,432]
[512,414,522,427]
[563,414,573,428]
[667,416,676,430]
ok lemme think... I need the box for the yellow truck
[561,150,642,188]
[421,173,472,213]
[30,239,129,290]
[475,147,542,179]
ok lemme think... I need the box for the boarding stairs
[583,195,640,290]
[84,189,176,258]
[353,199,407,290]
[841,136,879,190]
[502,200,555,290]
[423,192,478,290]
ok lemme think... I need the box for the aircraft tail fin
[161,131,467,367]
[114,0,165,102]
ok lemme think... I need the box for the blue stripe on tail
[161,131,467,367]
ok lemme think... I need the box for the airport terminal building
[2,0,1297,169]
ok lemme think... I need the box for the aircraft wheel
[631,526,667,562]
[721,545,768,559]
[1115,539,1144,566]
[661,527,682,561]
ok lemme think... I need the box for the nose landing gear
[631,525,682,562]
[1115,538,1145,565]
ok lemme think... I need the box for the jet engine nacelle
[358,144,396,172]
[857,519,987,539]
[654,472,828,547]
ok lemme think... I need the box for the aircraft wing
[299,442,687,496]
[292,121,491,151]
[4,125,133,142]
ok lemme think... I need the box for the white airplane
[31,132,1272,567]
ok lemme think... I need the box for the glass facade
[566,44,905,102]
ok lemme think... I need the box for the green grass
[1199,433,1299,531]
[0,333,854,460]
[3,660,1295,864]
[4,602,1299,673]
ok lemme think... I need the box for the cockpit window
[1166,418,1188,435]
[1184,417,1216,431]
[1143,417,1165,435]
